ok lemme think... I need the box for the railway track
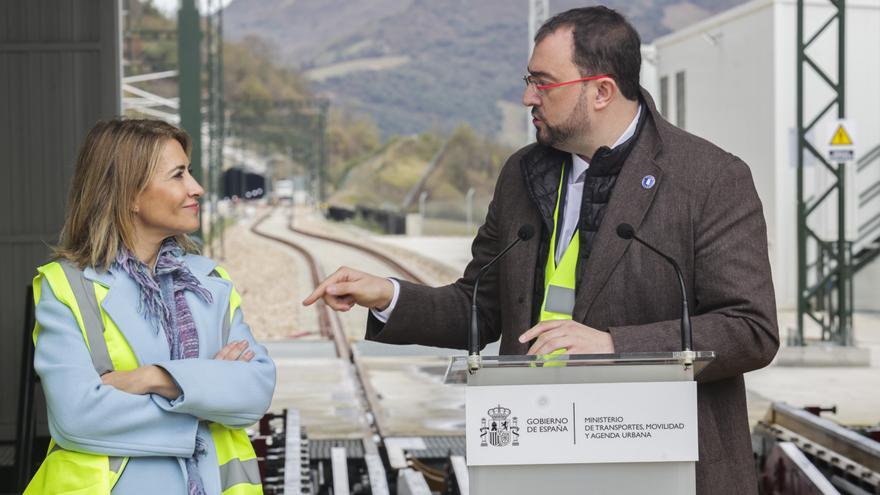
[250,212,349,358]
[249,208,429,438]
[249,208,468,494]
[250,207,427,356]
[251,209,391,493]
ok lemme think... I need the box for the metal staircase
[853,144,880,273]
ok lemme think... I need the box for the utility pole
[206,0,215,257]
[179,0,202,239]
[315,99,329,204]
[205,0,225,257]
[526,0,549,144]
[217,0,226,259]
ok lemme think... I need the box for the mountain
[329,124,512,214]
[223,0,747,140]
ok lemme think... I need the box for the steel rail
[250,213,390,492]
[249,209,401,438]
[250,212,346,357]
[287,222,427,285]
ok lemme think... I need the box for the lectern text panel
[466,381,698,466]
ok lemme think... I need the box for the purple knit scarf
[114,238,212,495]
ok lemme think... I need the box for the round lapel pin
[641,175,656,189]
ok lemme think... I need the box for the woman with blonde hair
[25,118,275,494]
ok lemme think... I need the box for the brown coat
[367,91,779,493]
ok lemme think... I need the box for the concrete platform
[775,342,872,367]
[266,349,368,439]
[358,356,466,437]
[745,311,880,426]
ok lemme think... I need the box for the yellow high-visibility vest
[540,164,579,323]
[25,260,262,495]
[537,164,580,362]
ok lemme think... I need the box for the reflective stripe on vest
[212,422,262,492]
[219,458,261,490]
[211,265,240,345]
[58,259,114,374]
[26,260,261,495]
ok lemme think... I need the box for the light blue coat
[33,254,276,494]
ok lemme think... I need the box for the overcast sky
[148,0,233,16]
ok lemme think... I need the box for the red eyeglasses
[523,73,613,95]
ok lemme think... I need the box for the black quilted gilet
[520,106,648,325]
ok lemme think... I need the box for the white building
[650,0,880,311]
[640,44,659,100]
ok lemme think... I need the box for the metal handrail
[854,143,880,266]
[856,143,880,172]
[858,181,880,208]
[856,212,880,243]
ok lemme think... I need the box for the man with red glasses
[305,7,777,493]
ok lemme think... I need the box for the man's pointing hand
[302,266,394,312]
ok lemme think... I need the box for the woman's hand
[214,340,255,362]
[101,365,182,401]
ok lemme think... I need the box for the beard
[534,92,590,150]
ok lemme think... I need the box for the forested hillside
[224,0,748,138]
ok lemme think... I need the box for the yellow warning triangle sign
[830,125,853,146]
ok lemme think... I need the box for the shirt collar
[571,104,642,183]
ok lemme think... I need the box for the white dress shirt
[555,104,642,263]
[373,105,642,322]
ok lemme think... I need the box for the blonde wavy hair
[55,118,199,270]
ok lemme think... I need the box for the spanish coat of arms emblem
[480,404,520,447]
